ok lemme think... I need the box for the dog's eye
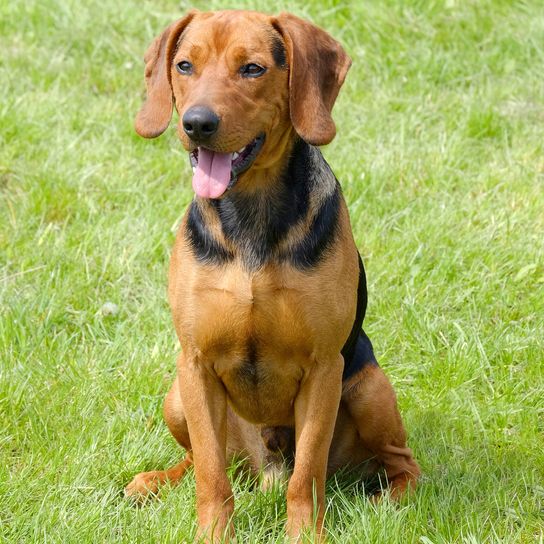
[240,63,266,78]
[176,61,193,75]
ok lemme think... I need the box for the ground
[1,0,543,542]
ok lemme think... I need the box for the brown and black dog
[125,9,420,542]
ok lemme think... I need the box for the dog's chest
[183,266,322,425]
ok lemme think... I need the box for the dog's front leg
[287,355,343,542]
[178,351,233,542]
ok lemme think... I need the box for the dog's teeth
[238,146,246,153]
[192,166,196,173]
[232,152,239,160]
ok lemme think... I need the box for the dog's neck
[186,139,340,271]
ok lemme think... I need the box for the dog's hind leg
[342,335,420,500]
[125,376,193,500]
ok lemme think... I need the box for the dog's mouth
[189,134,265,199]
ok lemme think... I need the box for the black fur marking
[210,139,313,269]
[186,140,340,270]
[238,338,259,387]
[271,34,287,68]
[341,254,379,381]
[289,183,340,268]
[342,331,378,381]
[186,202,233,264]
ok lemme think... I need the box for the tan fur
[126,9,420,543]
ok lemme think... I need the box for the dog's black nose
[182,106,220,142]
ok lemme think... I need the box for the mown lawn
[1,0,543,542]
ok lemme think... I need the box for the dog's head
[135,10,351,198]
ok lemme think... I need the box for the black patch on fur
[342,331,378,381]
[210,139,314,269]
[186,140,340,270]
[237,338,259,387]
[289,183,341,268]
[185,202,233,264]
[271,34,287,68]
[341,254,379,381]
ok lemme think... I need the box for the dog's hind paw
[124,471,163,502]
[125,456,194,503]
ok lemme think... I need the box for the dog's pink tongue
[192,148,232,199]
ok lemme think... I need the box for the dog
[125,9,420,542]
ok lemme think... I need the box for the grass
[1,0,543,542]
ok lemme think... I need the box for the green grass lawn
[1,0,543,542]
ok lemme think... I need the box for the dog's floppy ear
[135,11,197,138]
[272,13,351,146]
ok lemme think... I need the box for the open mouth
[189,133,265,199]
